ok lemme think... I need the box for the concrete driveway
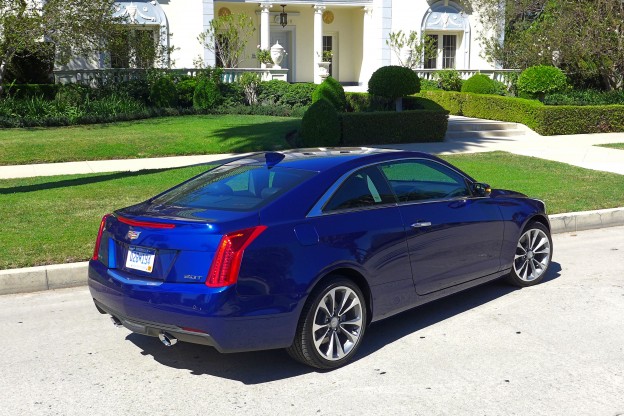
[1,226,623,416]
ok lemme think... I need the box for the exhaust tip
[158,331,178,347]
[110,316,123,328]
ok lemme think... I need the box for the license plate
[126,246,156,273]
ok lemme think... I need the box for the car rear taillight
[206,225,267,288]
[117,215,176,229]
[93,214,112,261]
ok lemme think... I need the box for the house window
[110,27,158,68]
[322,35,333,77]
[424,34,438,69]
[442,35,456,69]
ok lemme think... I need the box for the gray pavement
[1,226,622,416]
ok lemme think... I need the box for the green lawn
[0,115,299,166]
[597,143,624,150]
[1,151,623,270]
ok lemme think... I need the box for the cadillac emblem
[126,230,141,240]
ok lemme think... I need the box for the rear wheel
[287,277,367,369]
[506,222,552,287]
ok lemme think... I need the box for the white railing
[416,69,521,86]
[53,68,289,85]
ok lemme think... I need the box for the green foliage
[219,82,244,108]
[368,66,420,99]
[149,77,178,108]
[461,74,505,95]
[345,92,439,112]
[258,80,314,107]
[239,72,261,105]
[280,83,316,107]
[544,89,624,106]
[208,104,307,118]
[5,84,60,100]
[342,110,448,145]
[176,78,198,107]
[193,78,222,110]
[256,48,273,65]
[197,13,255,68]
[420,79,443,91]
[433,69,463,91]
[312,76,346,112]
[517,66,568,98]
[258,80,290,104]
[417,90,624,135]
[55,84,91,106]
[299,98,341,147]
[386,30,437,69]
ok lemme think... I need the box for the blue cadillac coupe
[89,149,553,369]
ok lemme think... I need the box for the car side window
[379,159,471,203]
[323,166,395,212]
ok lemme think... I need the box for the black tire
[506,221,553,287]
[287,277,367,370]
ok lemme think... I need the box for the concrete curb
[2,207,623,296]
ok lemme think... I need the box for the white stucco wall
[161,0,205,68]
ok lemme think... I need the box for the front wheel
[287,277,367,369]
[506,222,553,287]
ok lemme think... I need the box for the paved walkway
[1,116,623,179]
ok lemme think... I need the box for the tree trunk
[395,97,403,112]
[0,59,6,96]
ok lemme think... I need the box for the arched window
[421,1,471,69]
[106,0,169,68]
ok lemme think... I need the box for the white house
[57,0,497,85]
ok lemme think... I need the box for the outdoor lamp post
[280,4,287,27]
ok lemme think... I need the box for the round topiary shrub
[461,74,501,95]
[299,98,341,147]
[149,77,177,108]
[368,65,420,111]
[193,78,222,110]
[517,65,567,100]
[312,76,346,112]
[368,66,420,99]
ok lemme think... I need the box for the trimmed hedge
[368,66,420,99]
[299,98,341,147]
[346,92,444,112]
[342,110,448,145]
[312,76,346,111]
[417,90,624,135]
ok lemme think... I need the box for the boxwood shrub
[299,98,341,147]
[312,76,346,112]
[461,74,504,95]
[417,90,624,135]
[342,110,448,145]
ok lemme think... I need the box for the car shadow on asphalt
[126,261,562,384]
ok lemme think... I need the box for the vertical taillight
[92,214,112,261]
[206,225,267,288]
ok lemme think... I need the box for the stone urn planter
[317,62,330,80]
[270,41,286,69]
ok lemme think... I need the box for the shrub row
[345,92,444,112]
[417,90,624,135]
[341,110,448,145]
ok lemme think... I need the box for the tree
[0,0,122,92]
[197,13,255,68]
[474,0,624,90]
[386,30,437,70]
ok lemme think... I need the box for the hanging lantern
[280,4,288,28]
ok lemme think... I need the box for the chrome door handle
[411,221,432,228]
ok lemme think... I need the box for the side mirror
[473,182,492,197]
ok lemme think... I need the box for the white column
[313,4,326,83]
[203,0,216,67]
[359,6,374,86]
[260,3,272,50]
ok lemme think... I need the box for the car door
[378,159,504,295]
[308,165,417,318]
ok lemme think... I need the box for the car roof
[228,148,442,171]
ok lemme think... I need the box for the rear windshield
[151,164,315,211]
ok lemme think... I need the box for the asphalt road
[2,227,623,416]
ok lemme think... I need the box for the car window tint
[380,160,470,202]
[324,166,395,212]
[152,165,315,211]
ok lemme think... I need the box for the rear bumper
[88,260,301,353]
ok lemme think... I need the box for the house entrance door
[271,30,293,81]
